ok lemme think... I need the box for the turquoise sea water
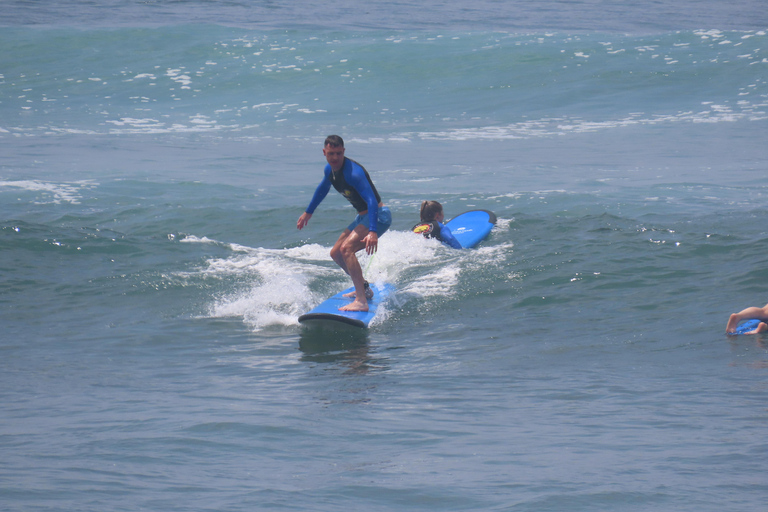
[2,1,768,510]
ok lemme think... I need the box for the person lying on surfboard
[297,135,392,313]
[725,303,768,335]
[412,200,462,249]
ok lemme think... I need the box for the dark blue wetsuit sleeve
[439,223,462,249]
[305,166,332,214]
[346,163,380,232]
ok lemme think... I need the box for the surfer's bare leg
[330,229,353,275]
[330,226,370,312]
[726,303,768,334]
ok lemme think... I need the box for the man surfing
[297,135,392,312]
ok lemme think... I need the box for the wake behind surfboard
[299,282,396,328]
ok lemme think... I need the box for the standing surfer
[297,135,392,312]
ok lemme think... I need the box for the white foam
[209,268,313,330]
[405,103,768,141]
[0,179,96,204]
[401,263,461,297]
[191,242,329,330]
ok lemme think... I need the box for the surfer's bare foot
[725,314,738,334]
[339,299,369,312]
[342,288,374,299]
[342,281,374,299]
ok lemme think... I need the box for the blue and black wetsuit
[306,157,390,234]
[412,220,462,249]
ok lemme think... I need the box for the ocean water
[2,1,768,510]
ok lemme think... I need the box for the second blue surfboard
[445,209,497,248]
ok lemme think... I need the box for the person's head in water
[420,200,445,223]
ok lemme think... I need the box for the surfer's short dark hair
[324,135,344,147]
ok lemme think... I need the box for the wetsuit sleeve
[347,164,380,232]
[439,223,462,249]
[305,166,332,214]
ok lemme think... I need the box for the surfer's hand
[364,231,378,254]
[297,212,312,230]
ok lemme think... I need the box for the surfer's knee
[339,236,362,259]
[339,243,356,260]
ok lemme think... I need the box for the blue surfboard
[445,209,497,249]
[299,282,396,328]
[732,319,763,335]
